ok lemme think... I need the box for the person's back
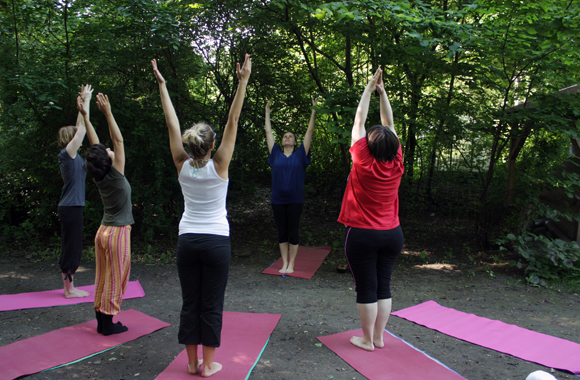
[178,159,229,236]
[338,137,403,230]
[94,166,134,227]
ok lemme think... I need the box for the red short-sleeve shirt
[338,137,404,230]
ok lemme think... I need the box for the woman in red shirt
[338,68,404,351]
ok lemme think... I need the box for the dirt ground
[1,189,580,380]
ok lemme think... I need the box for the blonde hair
[182,122,215,160]
[58,126,77,147]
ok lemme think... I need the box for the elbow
[228,115,240,126]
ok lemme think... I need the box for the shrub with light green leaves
[500,232,580,286]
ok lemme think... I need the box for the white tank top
[178,159,229,236]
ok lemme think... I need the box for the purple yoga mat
[262,246,331,279]
[0,309,170,380]
[155,311,281,380]
[0,280,146,311]
[318,329,466,380]
[392,300,580,376]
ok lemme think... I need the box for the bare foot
[188,359,203,374]
[201,362,222,377]
[64,288,90,299]
[285,265,294,274]
[279,265,288,274]
[350,336,374,351]
[373,338,385,348]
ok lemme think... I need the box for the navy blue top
[58,148,86,207]
[268,143,311,204]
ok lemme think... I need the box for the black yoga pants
[344,226,404,304]
[271,203,303,245]
[177,233,231,347]
[58,206,84,278]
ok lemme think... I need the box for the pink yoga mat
[318,329,466,380]
[392,301,580,376]
[155,311,281,380]
[262,246,331,279]
[0,309,170,380]
[0,280,146,311]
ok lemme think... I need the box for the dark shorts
[58,206,84,276]
[344,226,404,303]
[176,233,231,347]
[271,203,303,245]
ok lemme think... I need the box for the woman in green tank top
[80,93,134,336]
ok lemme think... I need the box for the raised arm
[152,59,190,173]
[80,85,100,146]
[66,85,93,158]
[213,54,251,178]
[376,70,396,135]
[79,98,98,147]
[303,98,317,155]
[73,84,92,129]
[352,68,382,147]
[264,101,275,154]
[96,93,125,175]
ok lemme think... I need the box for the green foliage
[1,0,579,267]
[500,232,580,286]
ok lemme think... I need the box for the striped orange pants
[94,225,131,315]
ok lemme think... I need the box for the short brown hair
[58,126,77,147]
[85,143,112,181]
[367,125,399,162]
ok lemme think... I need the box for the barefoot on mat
[64,288,90,298]
[188,359,203,374]
[350,336,374,351]
[201,362,223,377]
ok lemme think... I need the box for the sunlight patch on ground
[530,315,580,328]
[412,263,459,271]
[402,250,429,256]
[487,262,511,268]
[0,272,26,279]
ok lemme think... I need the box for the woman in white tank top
[152,54,251,377]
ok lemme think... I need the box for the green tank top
[94,166,134,226]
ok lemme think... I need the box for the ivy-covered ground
[1,190,579,380]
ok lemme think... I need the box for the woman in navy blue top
[265,99,317,274]
[56,85,93,298]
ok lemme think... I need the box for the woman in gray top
[56,84,93,298]
[80,93,134,336]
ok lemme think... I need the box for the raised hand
[375,69,386,97]
[236,54,251,82]
[265,101,272,115]
[76,96,87,116]
[151,59,166,84]
[312,98,318,107]
[79,84,93,101]
[365,68,382,93]
[96,93,112,115]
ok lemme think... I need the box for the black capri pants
[271,203,303,245]
[344,226,404,304]
[58,206,84,279]
[177,233,231,347]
